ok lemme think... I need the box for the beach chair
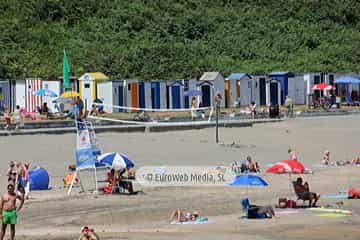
[292,181,317,207]
[241,198,266,219]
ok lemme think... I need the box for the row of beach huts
[0,71,356,113]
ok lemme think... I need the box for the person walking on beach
[249,101,256,119]
[0,183,25,240]
[13,106,21,130]
[190,97,197,120]
[285,96,293,118]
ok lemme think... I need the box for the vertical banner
[88,124,102,157]
[76,121,95,169]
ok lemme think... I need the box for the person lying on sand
[79,226,99,240]
[169,209,187,222]
[250,205,276,218]
[351,157,360,165]
[169,210,202,222]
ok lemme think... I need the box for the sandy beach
[1,115,360,239]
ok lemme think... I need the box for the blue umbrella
[96,152,134,170]
[33,89,58,97]
[228,174,268,186]
[228,174,268,197]
[334,76,360,84]
[184,90,202,97]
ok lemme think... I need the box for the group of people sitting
[322,150,360,166]
[231,156,260,174]
[104,167,135,194]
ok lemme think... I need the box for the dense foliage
[1,0,360,80]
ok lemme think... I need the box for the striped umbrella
[96,152,134,170]
[312,83,335,91]
[266,159,305,174]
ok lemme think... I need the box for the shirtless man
[0,184,24,240]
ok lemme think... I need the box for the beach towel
[170,217,209,225]
[275,210,299,215]
[322,193,349,199]
[316,213,349,218]
[307,208,352,215]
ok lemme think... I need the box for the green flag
[62,49,70,89]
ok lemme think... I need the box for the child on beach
[0,183,25,240]
[63,164,79,188]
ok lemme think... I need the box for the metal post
[216,105,219,143]
[214,91,222,144]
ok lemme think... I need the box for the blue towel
[322,193,348,199]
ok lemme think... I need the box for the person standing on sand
[288,148,298,161]
[0,183,24,240]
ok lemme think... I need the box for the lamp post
[215,91,222,143]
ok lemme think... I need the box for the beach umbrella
[228,174,268,196]
[52,97,74,104]
[184,89,202,97]
[61,91,80,98]
[334,76,360,84]
[266,159,305,174]
[311,83,335,91]
[97,152,134,170]
[266,159,306,194]
[33,89,58,97]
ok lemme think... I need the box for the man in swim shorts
[0,183,24,240]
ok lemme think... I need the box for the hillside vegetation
[1,0,360,80]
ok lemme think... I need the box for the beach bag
[103,183,113,194]
[286,200,297,208]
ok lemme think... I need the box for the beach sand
[0,115,360,239]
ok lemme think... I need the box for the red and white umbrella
[266,159,305,174]
[312,83,335,91]
[266,159,306,195]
